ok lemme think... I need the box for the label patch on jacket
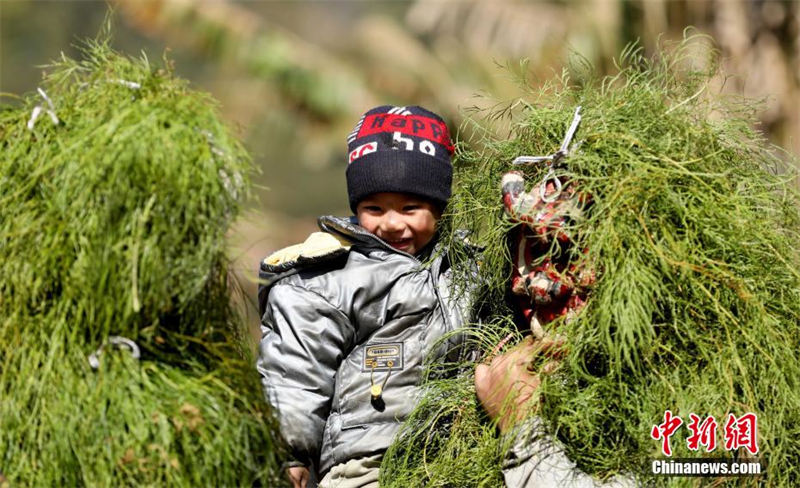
[362,342,404,372]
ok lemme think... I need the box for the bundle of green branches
[383,40,800,487]
[0,38,282,485]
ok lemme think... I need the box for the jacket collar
[316,215,375,247]
[317,215,440,263]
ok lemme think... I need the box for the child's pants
[318,454,382,488]
[316,417,638,488]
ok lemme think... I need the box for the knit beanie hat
[346,105,455,213]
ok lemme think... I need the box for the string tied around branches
[511,106,582,202]
[88,336,141,370]
[27,88,60,131]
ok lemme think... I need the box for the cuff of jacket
[500,416,639,488]
[281,459,308,471]
[501,415,546,469]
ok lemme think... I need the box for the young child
[257,106,474,488]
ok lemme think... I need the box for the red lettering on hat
[349,142,377,163]
[357,114,454,154]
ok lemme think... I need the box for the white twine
[111,79,141,90]
[27,79,140,131]
[27,87,60,131]
[88,336,141,370]
[511,106,583,202]
[38,87,55,110]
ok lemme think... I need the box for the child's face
[356,192,440,255]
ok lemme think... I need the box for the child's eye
[403,205,421,212]
[363,205,382,212]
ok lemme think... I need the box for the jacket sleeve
[256,282,355,466]
[501,417,638,487]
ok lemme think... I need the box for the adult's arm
[475,337,636,488]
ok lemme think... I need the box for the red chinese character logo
[651,410,683,456]
[724,413,759,455]
[686,413,717,452]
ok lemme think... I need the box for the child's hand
[474,335,564,432]
[286,466,309,488]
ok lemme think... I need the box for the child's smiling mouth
[385,238,413,251]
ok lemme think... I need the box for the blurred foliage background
[3,0,799,323]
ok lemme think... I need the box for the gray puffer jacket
[257,215,476,476]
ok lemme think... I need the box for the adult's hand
[474,336,563,433]
[287,466,310,488]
